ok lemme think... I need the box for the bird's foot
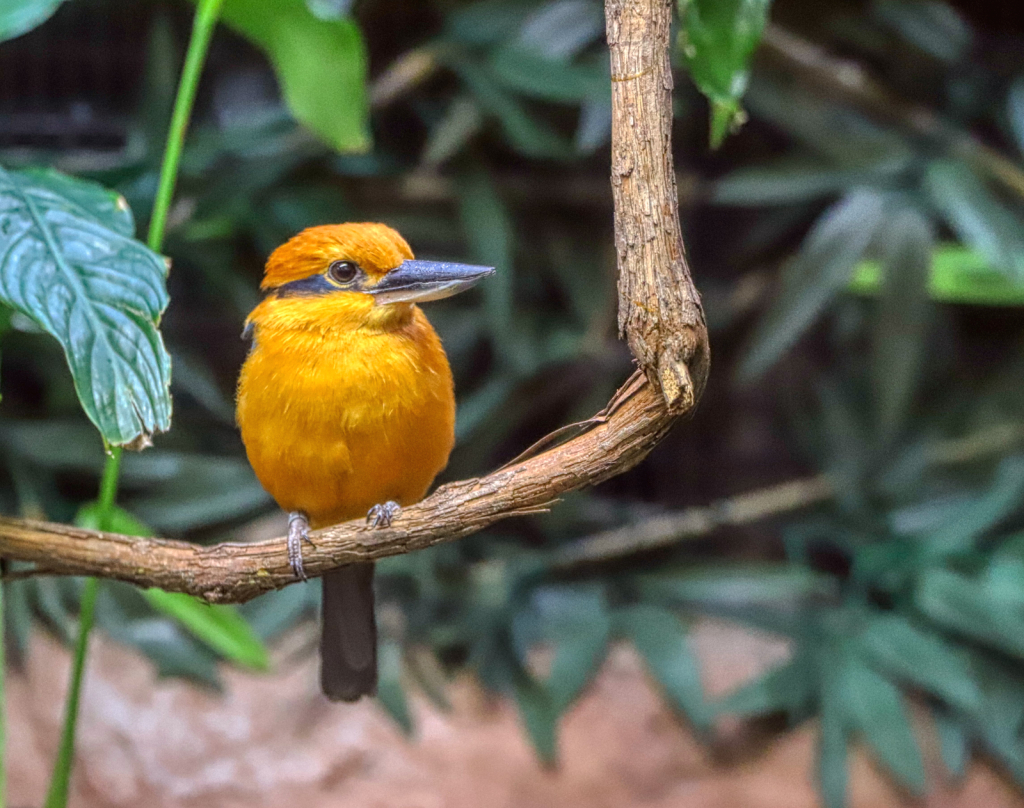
[287,512,314,581]
[366,501,401,528]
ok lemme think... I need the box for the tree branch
[0,0,709,604]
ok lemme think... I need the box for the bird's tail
[320,562,377,701]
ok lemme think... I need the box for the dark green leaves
[616,605,710,730]
[218,0,369,152]
[840,657,926,794]
[925,161,1024,282]
[870,207,933,443]
[677,0,772,146]
[0,0,65,42]
[0,166,172,446]
[740,188,887,379]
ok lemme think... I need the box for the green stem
[43,1,225,805]
[147,0,227,254]
[42,578,97,808]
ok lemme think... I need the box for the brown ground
[8,620,1022,808]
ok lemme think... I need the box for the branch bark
[608,0,709,409]
[0,0,709,603]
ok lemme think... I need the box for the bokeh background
[3,0,1024,806]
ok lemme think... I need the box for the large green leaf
[217,0,370,152]
[677,0,772,146]
[740,188,887,380]
[0,0,65,42]
[0,166,172,446]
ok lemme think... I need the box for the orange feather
[236,223,455,530]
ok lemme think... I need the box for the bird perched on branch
[236,222,492,701]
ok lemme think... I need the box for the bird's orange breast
[236,298,455,529]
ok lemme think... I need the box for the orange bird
[236,223,492,701]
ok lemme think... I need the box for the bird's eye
[328,261,359,284]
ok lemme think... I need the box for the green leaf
[217,0,370,152]
[445,0,533,47]
[926,455,1024,557]
[452,59,573,159]
[848,244,1024,306]
[874,1,971,62]
[933,706,969,781]
[0,0,65,42]
[517,0,604,61]
[535,586,611,712]
[712,159,870,207]
[77,502,269,671]
[489,47,608,104]
[95,584,222,685]
[871,207,933,444]
[143,589,270,672]
[677,0,772,147]
[422,96,483,169]
[636,564,830,609]
[1009,76,1024,159]
[0,166,172,446]
[512,667,559,766]
[856,613,981,714]
[916,566,1024,660]
[841,658,926,794]
[456,167,521,366]
[739,189,887,379]
[925,160,1024,282]
[818,671,849,808]
[616,605,710,730]
[377,641,413,734]
[720,657,813,717]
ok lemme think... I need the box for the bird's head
[255,223,492,331]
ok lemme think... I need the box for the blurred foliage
[1,1,1024,806]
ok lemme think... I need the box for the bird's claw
[287,512,314,581]
[367,501,401,528]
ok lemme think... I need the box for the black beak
[368,260,494,305]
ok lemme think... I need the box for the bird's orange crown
[261,222,413,289]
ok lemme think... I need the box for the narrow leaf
[512,667,559,766]
[616,605,710,730]
[926,160,1024,282]
[857,613,981,714]
[377,641,413,734]
[933,705,969,781]
[871,207,933,443]
[143,589,270,672]
[740,189,887,379]
[0,166,172,446]
[841,658,926,794]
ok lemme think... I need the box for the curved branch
[0,0,709,604]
